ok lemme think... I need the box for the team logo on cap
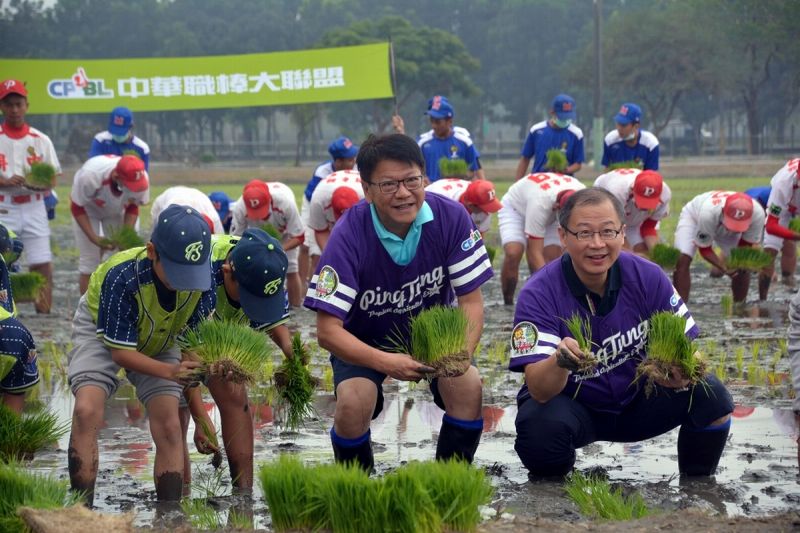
[248,198,261,208]
[3,80,16,91]
[731,209,747,220]
[315,265,339,299]
[642,186,657,197]
[264,278,282,296]
[562,101,573,112]
[431,95,442,110]
[510,321,538,355]
[185,242,204,262]
[619,105,629,116]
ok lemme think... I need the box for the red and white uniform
[150,186,223,235]
[764,158,800,250]
[498,172,585,247]
[594,169,671,247]
[308,170,364,233]
[674,190,765,257]
[426,178,491,233]
[0,123,60,265]
[230,181,304,272]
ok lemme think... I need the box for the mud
[19,224,800,530]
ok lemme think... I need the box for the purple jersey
[509,252,697,414]
[521,120,585,174]
[304,193,493,349]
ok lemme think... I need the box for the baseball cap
[551,94,576,120]
[151,204,212,291]
[328,137,359,160]
[230,229,288,324]
[330,187,360,219]
[462,180,503,213]
[108,106,133,136]
[556,188,578,209]
[208,191,231,220]
[0,80,27,100]
[722,193,754,233]
[632,170,663,210]
[425,95,454,119]
[242,180,271,220]
[615,103,642,125]
[115,155,148,192]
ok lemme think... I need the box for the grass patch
[565,471,649,520]
[545,148,567,172]
[10,272,46,302]
[25,162,56,189]
[649,243,681,270]
[606,160,642,171]
[273,333,315,431]
[437,158,469,179]
[0,463,82,532]
[726,247,773,271]
[99,225,144,251]
[178,318,271,384]
[0,404,69,462]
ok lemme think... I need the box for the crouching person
[67,205,215,505]
[510,188,733,479]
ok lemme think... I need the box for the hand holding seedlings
[193,423,220,455]
[556,345,582,372]
[173,359,203,386]
[651,364,692,389]
[382,352,436,381]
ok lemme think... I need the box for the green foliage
[25,162,56,188]
[545,148,568,172]
[0,405,69,462]
[649,243,681,270]
[379,468,441,533]
[565,471,649,520]
[99,225,144,251]
[408,306,469,365]
[274,334,315,430]
[720,293,733,316]
[305,463,381,533]
[788,217,800,234]
[259,455,314,531]
[606,160,643,171]
[178,318,271,383]
[437,158,469,179]
[259,223,282,239]
[10,272,46,302]
[0,463,82,531]
[726,247,773,271]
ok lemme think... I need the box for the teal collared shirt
[370,201,434,266]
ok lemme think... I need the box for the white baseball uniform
[150,186,224,235]
[301,160,336,256]
[764,158,800,251]
[425,178,491,233]
[308,170,364,235]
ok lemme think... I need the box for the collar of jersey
[370,201,433,266]
[561,253,621,316]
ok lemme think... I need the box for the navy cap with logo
[230,228,288,324]
[151,204,212,291]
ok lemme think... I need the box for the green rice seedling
[778,338,788,358]
[0,463,82,531]
[0,404,69,462]
[545,148,568,172]
[563,313,599,374]
[10,272,46,302]
[564,471,649,520]
[178,318,271,384]
[258,455,314,531]
[788,217,800,234]
[635,311,706,397]
[606,160,643,171]
[392,305,471,378]
[379,467,441,533]
[485,244,497,265]
[0,354,15,382]
[196,416,223,469]
[99,225,144,251]
[273,333,315,430]
[486,340,507,366]
[322,365,334,392]
[726,247,773,271]
[259,223,282,240]
[305,462,380,533]
[181,497,225,530]
[25,161,56,189]
[437,157,469,179]
[735,346,745,380]
[190,462,228,498]
[720,293,733,316]
[649,243,681,270]
[399,460,493,532]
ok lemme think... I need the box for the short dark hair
[356,133,425,183]
[558,187,625,228]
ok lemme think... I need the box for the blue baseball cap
[230,229,288,325]
[108,106,133,136]
[425,95,454,119]
[551,94,576,120]
[614,103,642,125]
[151,204,212,291]
[328,137,359,160]
[208,191,231,220]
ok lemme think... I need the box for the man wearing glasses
[508,188,733,479]
[304,133,493,471]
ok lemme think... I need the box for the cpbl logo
[48,67,114,99]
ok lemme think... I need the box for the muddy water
[19,229,800,528]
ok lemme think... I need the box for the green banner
[3,43,393,114]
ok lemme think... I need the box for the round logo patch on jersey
[510,321,538,354]
[316,265,339,299]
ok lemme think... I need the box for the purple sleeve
[508,270,563,372]
[444,204,493,296]
[520,131,536,159]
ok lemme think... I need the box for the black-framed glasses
[563,225,623,241]
[365,175,424,195]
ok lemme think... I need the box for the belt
[0,194,43,204]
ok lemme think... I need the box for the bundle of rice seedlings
[196,416,223,469]
[649,243,681,270]
[258,455,314,531]
[397,305,471,378]
[564,471,649,520]
[788,217,800,234]
[635,311,707,397]
[273,333,315,430]
[399,460,493,532]
[0,404,69,462]
[0,354,16,382]
[10,272,46,303]
[437,158,469,179]
[99,225,144,250]
[304,462,379,533]
[379,468,441,533]
[0,464,82,532]
[25,162,56,189]
[606,160,643,171]
[545,148,568,172]
[726,247,773,271]
[485,245,497,265]
[259,223,282,240]
[178,319,270,384]
[563,313,599,374]
[720,293,733,316]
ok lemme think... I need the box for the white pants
[498,205,560,247]
[674,215,739,258]
[0,197,51,265]
[300,196,321,256]
[72,214,124,274]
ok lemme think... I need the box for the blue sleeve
[520,132,536,159]
[573,136,585,164]
[644,145,659,170]
[465,144,481,171]
[304,175,322,201]
[97,275,139,350]
[141,150,150,171]
[88,139,103,159]
[601,143,610,167]
[186,289,217,330]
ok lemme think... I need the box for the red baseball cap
[722,192,754,233]
[632,170,663,210]
[115,155,148,192]
[0,80,27,100]
[462,180,502,213]
[331,187,360,219]
[556,188,577,209]
[242,180,271,220]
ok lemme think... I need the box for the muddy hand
[382,352,434,381]
[653,364,691,389]
[194,425,220,455]
[556,346,581,372]
[173,359,203,386]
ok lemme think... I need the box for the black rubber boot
[677,420,730,476]
[435,416,482,464]
[330,429,374,473]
